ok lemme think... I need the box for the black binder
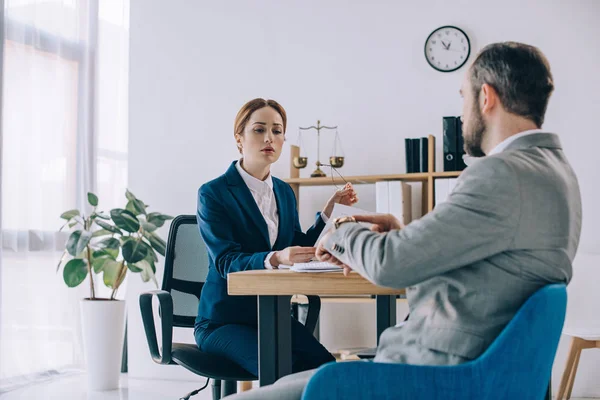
[419,137,428,173]
[443,116,458,171]
[405,138,414,173]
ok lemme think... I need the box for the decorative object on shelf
[57,190,173,390]
[293,120,345,177]
[424,25,470,72]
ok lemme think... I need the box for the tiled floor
[0,374,596,399]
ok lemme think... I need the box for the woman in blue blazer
[194,98,357,376]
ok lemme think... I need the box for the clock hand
[441,40,448,49]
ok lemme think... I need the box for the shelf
[432,171,462,179]
[284,173,430,186]
[287,134,462,213]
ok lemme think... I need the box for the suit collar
[500,132,562,153]
[235,159,274,193]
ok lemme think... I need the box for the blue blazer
[195,161,325,326]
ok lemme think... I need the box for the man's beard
[463,98,486,158]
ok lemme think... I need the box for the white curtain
[0,0,129,391]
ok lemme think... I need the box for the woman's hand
[270,246,316,267]
[322,183,359,219]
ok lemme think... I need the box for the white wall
[128,0,600,395]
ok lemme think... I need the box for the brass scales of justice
[292,120,345,178]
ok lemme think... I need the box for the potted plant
[58,189,172,390]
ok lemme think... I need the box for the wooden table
[228,269,405,386]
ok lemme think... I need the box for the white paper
[315,203,379,245]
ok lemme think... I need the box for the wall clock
[425,26,471,72]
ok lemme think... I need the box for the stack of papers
[290,261,343,273]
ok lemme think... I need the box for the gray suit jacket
[324,133,582,365]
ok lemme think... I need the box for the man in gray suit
[230,42,581,400]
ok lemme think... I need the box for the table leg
[258,295,292,386]
[376,295,396,345]
[276,295,292,379]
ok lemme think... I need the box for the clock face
[425,26,471,72]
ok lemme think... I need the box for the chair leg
[557,337,589,400]
[557,337,579,400]
[565,344,583,400]
[240,381,253,392]
[212,379,222,400]
[222,380,237,397]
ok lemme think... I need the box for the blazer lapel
[272,179,288,250]
[225,161,271,248]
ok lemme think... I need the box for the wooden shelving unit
[285,134,462,214]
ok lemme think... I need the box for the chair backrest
[162,215,209,328]
[477,283,567,398]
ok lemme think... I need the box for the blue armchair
[302,284,566,400]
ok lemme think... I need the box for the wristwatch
[333,215,357,229]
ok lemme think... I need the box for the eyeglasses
[322,164,349,191]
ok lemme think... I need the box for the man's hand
[271,246,316,267]
[315,229,353,276]
[353,214,404,233]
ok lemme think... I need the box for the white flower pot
[80,299,126,390]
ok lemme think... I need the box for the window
[0,0,129,388]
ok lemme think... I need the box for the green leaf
[141,222,157,233]
[127,262,144,273]
[97,237,120,259]
[102,260,122,288]
[63,258,88,287]
[91,229,112,238]
[99,237,120,249]
[147,212,174,228]
[143,250,157,271]
[91,211,110,220]
[143,231,166,256]
[122,238,148,263]
[125,189,137,202]
[56,250,67,272]
[92,256,110,273]
[66,231,81,256]
[111,209,140,233]
[87,192,98,207]
[77,231,92,255]
[133,259,155,283]
[60,209,80,220]
[96,220,122,235]
[66,231,86,256]
[126,199,146,216]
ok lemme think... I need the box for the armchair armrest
[139,290,174,365]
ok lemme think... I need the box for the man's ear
[480,83,499,114]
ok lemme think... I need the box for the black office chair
[140,215,321,400]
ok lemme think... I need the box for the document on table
[290,261,343,273]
